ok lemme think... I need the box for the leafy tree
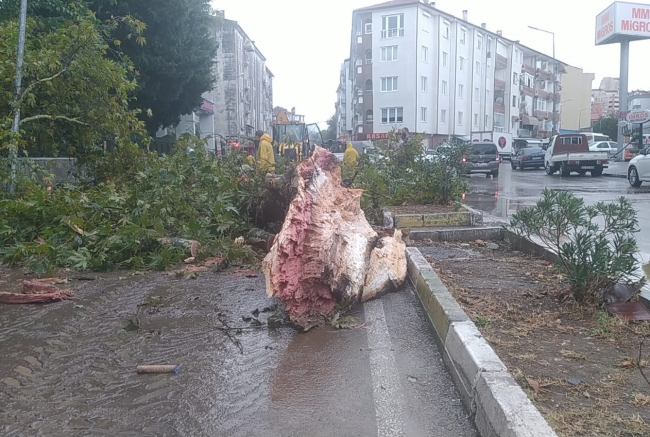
[322,114,337,141]
[593,116,618,141]
[88,0,218,134]
[0,14,147,159]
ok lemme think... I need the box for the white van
[583,133,611,146]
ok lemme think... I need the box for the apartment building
[560,65,595,131]
[341,0,566,148]
[336,59,354,139]
[158,12,274,153]
[591,77,620,121]
[208,13,274,142]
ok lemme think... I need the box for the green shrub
[346,133,471,223]
[507,189,644,302]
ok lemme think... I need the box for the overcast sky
[213,0,650,125]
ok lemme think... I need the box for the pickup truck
[544,134,609,177]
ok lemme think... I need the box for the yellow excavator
[272,108,324,161]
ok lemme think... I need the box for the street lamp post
[9,0,28,193]
[528,26,556,136]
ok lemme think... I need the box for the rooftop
[352,0,568,66]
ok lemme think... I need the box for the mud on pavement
[0,268,477,437]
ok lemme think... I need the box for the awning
[521,115,539,126]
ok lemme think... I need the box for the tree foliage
[0,13,147,158]
[88,0,218,134]
[593,116,618,141]
[507,189,643,302]
[322,114,337,141]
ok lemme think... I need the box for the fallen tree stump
[263,146,407,330]
[0,280,75,304]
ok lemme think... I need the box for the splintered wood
[263,146,406,330]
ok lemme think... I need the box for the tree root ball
[262,146,407,330]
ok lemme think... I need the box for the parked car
[627,148,650,187]
[589,141,618,157]
[510,147,545,170]
[544,134,608,177]
[466,142,500,177]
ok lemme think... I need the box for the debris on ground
[0,279,75,304]
[136,365,179,374]
[263,146,407,330]
[158,237,200,257]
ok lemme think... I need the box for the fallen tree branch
[638,336,650,390]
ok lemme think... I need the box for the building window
[442,52,448,67]
[357,20,362,36]
[474,113,479,126]
[458,84,464,99]
[443,21,450,39]
[357,66,362,74]
[474,87,479,101]
[477,35,482,50]
[381,76,398,92]
[357,36,362,44]
[381,14,404,38]
[421,76,427,92]
[365,79,373,93]
[365,49,372,64]
[441,109,447,124]
[366,109,373,123]
[459,57,465,71]
[421,46,428,63]
[441,80,448,96]
[458,111,464,125]
[359,97,364,104]
[380,45,398,62]
[365,20,372,34]
[381,107,404,124]
[358,126,363,133]
[475,61,480,74]
[460,28,467,44]
[512,95,517,107]
[421,107,427,122]
[513,72,518,85]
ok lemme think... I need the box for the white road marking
[364,299,406,437]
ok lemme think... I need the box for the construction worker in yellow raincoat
[255,130,275,172]
[343,142,359,166]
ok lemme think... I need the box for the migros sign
[596,2,650,45]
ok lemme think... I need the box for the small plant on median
[506,189,644,303]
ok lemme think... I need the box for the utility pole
[9,0,28,193]
[528,26,557,135]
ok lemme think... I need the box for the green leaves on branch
[0,13,147,158]
[0,139,258,274]
[507,189,644,302]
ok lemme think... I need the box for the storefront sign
[361,133,390,140]
[626,109,650,124]
[596,2,650,45]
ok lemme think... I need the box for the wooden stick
[136,365,179,374]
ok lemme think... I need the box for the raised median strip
[406,243,558,437]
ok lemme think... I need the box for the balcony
[381,28,404,38]
[521,85,534,97]
[534,110,550,120]
[494,78,506,91]
[536,69,553,81]
[495,54,508,70]
[522,64,535,75]
[494,102,506,114]
[535,89,551,100]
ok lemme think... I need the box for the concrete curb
[385,204,483,229]
[409,226,502,242]
[406,246,558,437]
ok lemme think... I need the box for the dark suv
[466,142,500,177]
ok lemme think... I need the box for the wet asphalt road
[0,270,476,437]
[464,162,650,264]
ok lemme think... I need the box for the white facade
[347,1,564,147]
[336,59,353,138]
